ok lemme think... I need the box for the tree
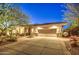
[0,3,29,35]
[63,4,79,30]
[0,3,29,42]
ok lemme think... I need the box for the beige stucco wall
[12,23,66,37]
[30,25,63,37]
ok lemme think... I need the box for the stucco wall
[31,25,63,37]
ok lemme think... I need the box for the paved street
[0,37,70,55]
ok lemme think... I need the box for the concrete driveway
[0,36,70,55]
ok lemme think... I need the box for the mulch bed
[64,41,79,55]
[69,46,79,55]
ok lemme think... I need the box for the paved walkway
[0,37,70,55]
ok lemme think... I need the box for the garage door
[38,29,57,37]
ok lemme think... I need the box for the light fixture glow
[49,26,58,29]
[37,27,43,29]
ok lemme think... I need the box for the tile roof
[32,22,67,26]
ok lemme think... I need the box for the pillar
[59,26,63,37]
[35,27,39,36]
[57,26,63,37]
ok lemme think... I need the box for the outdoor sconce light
[37,27,43,29]
[49,26,58,29]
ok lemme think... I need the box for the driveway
[0,36,70,55]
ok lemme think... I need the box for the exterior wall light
[49,26,58,29]
[37,27,43,29]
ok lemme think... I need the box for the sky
[19,3,67,24]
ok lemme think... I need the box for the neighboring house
[12,22,67,37]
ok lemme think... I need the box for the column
[57,26,62,37]
[59,26,63,37]
[35,28,39,36]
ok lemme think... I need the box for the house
[31,22,67,37]
[11,22,67,37]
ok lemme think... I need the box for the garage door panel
[38,34,57,37]
[38,29,56,34]
[38,29,57,37]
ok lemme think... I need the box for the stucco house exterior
[14,22,67,37]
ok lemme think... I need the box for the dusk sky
[19,3,67,24]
